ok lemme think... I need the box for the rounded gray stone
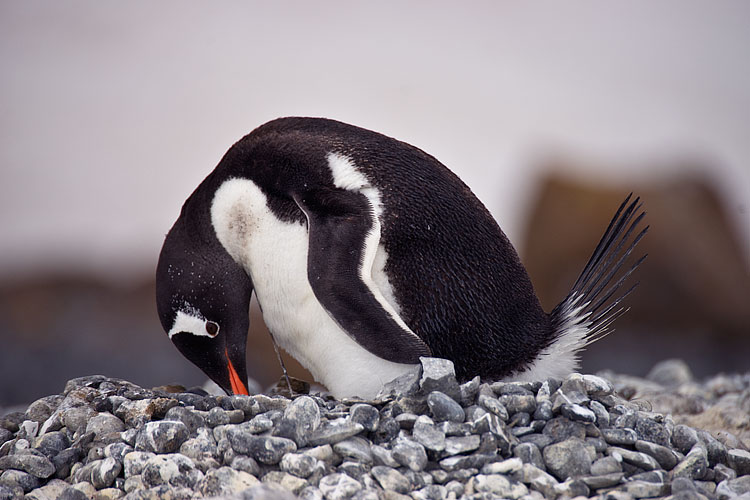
[280,452,318,478]
[318,473,362,500]
[728,448,750,476]
[0,469,41,493]
[427,391,465,423]
[542,438,593,481]
[392,437,428,472]
[135,420,189,454]
[672,445,709,480]
[412,416,446,452]
[85,412,125,439]
[349,404,379,432]
[333,437,373,463]
[370,466,411,494]
[0,453,55,479]
[227,432,297,465]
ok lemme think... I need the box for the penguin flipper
[294,187,431,364]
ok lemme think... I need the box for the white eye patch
[168,309,219,339]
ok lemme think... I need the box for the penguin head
[155,206,254,396]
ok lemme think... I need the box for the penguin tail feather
[527,194,648,379]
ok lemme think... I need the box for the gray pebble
[370,465,411,493]
[560,403,597,423]
[727,448,750,476]
[392,437,428,471]
[0,469,41,493]
[477,394,509,421]
[135,420,189,454]
[307,418,364,446]
[635,439,679,470]
[672,445,709,480]
[608,446,661,471]
[349,404,379,432]
[226,432,296,465]
[426,391,465,423]
[601,428,638,446]
[672,425,700,454]
[513,442,545,470]
[412,416,446,452]
[419,357,461,400]
[280,452,318,478]
[333,437,373,463]
[318,472,362,500]
[0,453,55,479]
[444,434,480,456]
[543,416,586,443]
[543,438,593,480]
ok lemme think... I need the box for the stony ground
[0,358,748,500]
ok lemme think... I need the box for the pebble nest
[1,358,749,500]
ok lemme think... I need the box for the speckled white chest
[209,160,417,398]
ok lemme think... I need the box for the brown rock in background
[522,169,750,376]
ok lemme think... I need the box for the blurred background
[1,1,748,407]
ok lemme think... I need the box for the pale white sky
[1,1,748,281]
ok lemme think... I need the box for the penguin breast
[210,176,417,398]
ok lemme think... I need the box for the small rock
[635,416,671,447]
[500,394,537,415]
[333,437,373,463]
[542,438,593,480]
[581,472,624,489]
[196,466,260,496]
[307,419,364,446]
[163,406,206,435]
[481,457,523,474]
[591,456,623,475]
[513,442,545,470]
[477,394,509,421]
[412,416,446,452]
[672,425,700,455]
[0,469,41,493]
[608,446,661,471]
[426,392,465,423]
[727,448,750,475]
[392,437,428,471]
[543,417,586,443]
[370,466,411,493]
[716,475,750,499]
[560,403,597,423]
[376,366,422,399]
[512,463,559,497]
[349,404,379,432]
[621,479,669,498]
[227,432,297,465]
[280,453,318,478]
[276,396,321,447]
[635,439,679,470]
[262,471,308,494]
[85,413,126,440]
[601,428,638,446]
[90,457,122,489]
[444,434,480,456]
[0,453,55,479]
[135,421,189,454]
[672,445,709,480]
[419,357,461,400]
[646,359,693,387]
[318,473,362,500]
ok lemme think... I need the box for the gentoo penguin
[156,117,647,399]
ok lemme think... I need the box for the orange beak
[225,347,249,395]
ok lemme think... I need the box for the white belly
[211,178,417,399]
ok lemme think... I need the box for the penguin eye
[205,321,219,337]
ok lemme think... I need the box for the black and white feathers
[155,117,647,398]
